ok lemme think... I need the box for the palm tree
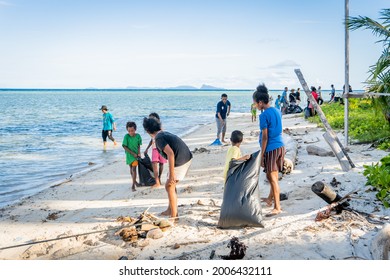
[347,9,390,126]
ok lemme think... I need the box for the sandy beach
[0,113,389,260]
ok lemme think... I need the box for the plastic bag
[138,154,156,186]
[218,150,264,228]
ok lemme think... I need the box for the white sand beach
[0,113,389,260]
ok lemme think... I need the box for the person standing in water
[100,105,117,149]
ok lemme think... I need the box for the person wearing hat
[100,105,117,149]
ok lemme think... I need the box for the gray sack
[218,150,264,228]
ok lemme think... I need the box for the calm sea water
[0,88,328,208]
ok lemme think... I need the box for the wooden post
[294,69,355,171]
[344,0,350,147]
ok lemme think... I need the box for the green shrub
[308,98,390,148]
[363,155,390,208]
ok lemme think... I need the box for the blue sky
[0,0,388,89]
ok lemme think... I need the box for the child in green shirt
[223,130,250,182]
[122,121,142,192]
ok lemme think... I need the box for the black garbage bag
[138,154,156,186]
[218,150,264,228]
[286,104,303,114]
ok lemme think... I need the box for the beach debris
[330,177,341,188]
[306,145,334,157]
[209,199,219,207]
[182,186,193,193]
[169,239,211,249]
[303,137,320,144]
[219,237,247,260]
[192,147,210,154]
[115,209,172,242]
[46,212,61,221]
[209,249,216,259]
[283,158,294,174]
[117,226,138,242]
[116,216,135,223]
[137,239,150,247]
[146,228,163,239]
[250,130,260,137]
[315,206,332,222]
[197,200,205,206]
[280,192,289,201]
[312,181,350,214]
[282,134,298,174]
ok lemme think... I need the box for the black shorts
[102,130,113,142]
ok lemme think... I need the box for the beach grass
[309,98,390,148]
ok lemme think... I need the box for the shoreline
[0,113,389,260]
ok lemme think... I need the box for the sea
[0,88,327,208]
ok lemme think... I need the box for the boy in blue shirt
[253,84,285,217]
[215,93,231,144]
[100,105,117,149]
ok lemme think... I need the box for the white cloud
[268,60,301,69]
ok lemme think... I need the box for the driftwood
[371,223,390,260]
[294,69,355,171]
[283,134,298,174]
[306,145,334,157]
[170,240,210,249]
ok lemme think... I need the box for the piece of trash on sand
[219,237,247,260]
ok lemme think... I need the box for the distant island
[125,84,226,90]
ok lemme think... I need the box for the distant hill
[166,85,198,90]
[200,84,225,90]
[125,84,225,90]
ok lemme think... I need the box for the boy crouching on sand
[122,121,142,192]
[223,130,250,183]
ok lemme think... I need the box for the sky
[0,0,388,90]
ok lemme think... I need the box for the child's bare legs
[130,165,138,191]
[159,163,164,182]
[151,162,161,187]
[266,171,281,214]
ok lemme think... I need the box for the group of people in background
[271,84,351,118]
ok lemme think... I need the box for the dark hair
[221,93,228,98]
[149,112,160,120]
[143,117,161,134]
[126,121,137,130]
[311,86,317,91]
[230,130,243,144]
[252,83,269,104]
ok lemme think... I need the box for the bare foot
[151,183,161,189]
[160,209,171,216]
[169,216,179,224]
[132,186,136,192]
[265,209,282,217]
[261,197,273,207]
